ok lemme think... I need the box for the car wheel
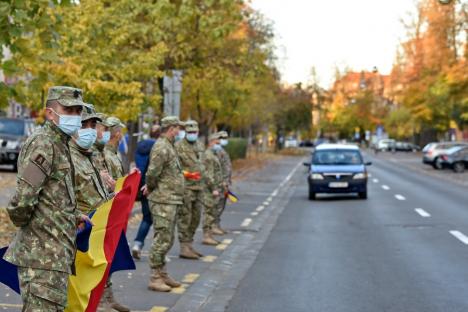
[433,157,443,170]
[358,191,367,199]
[453,162,465,173]
[308,188,316,200]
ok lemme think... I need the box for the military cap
[47,86,86,107]
[81,104,102,122]
[102,116,126,128]
[218,130,229,138]
[184,120,199,132]
[161,116,183,128]
[209,132,221,141]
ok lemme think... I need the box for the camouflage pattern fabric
[215,148,232,225]
[146,136,185,205]
[177,189,203,243]
[202,148,223,231]
[104,144,125,180]
[149,203,180,268]
[69,140,109,215]
[91,142,109,173]
[18,266,68,311]
[175,138,205,243]
[4,121,77,275]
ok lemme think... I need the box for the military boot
[189,243,203,257]
[102,285,130,312]
[211,225,225,236]
[202,232,220,246]
[179,242,199,260]
[160,266,182,288]
[148,269,171,292]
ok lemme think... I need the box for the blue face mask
[186,133,198,142]
[50,109,82,136]
[100,131,111,144]
[76,128,97,149]
[212,144,222,151]
[176,130,186,142]
[220,139,228,146]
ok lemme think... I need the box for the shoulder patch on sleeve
[22,161,47,188]
[32,153,51,173]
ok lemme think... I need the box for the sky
[250,0,417,87]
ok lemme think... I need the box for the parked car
[299,140,314,147]
[439,146,468,173]
[0,118,36,171]
[422,142,468,170]
[376,139,396,152]
[284,137,298,148]
[395,141,420,152]
[303,144,371,200]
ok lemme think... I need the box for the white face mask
[186,133,199,142]
[76,128,97,149]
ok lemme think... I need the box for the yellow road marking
[222,238,233,244]
[170,283,188,294]
[201,255,217,262]
[216,244,227,250]
[149,307,168,312]
[182,273,200,283]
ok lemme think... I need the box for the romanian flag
[227,190,239,203]
[183,170,202,181]
[65,171,140,312]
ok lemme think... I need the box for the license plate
[329,182,348,188]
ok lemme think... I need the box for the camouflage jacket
[4,121,78,274]
[70,140,109,215]
[91,142,109,173]
[146,136,185,204]
[175,138,205,191]
[216,148,232,185]
[104,144,125,180]
[202,148,223,206]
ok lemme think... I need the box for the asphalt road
[226,152,468,312]
[1,152,468,312]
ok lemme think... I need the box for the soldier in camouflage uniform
[214,130,232,235]
[102,117,126,180]
[202,133,224,246]
[91,114,116,192]
[70,108,131,312]
[3,86,88,311]
[175,120,205,259]
[144,116,185,292]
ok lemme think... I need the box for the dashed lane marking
[262,201,269,206]
[201,255,217,262]
[251,211,259,216]
[222,238,233,244]
[368,173,372,177]
[415,208,431,218]
[171,284,189,294]
[271,189,279,197]
[382,185,390,190]
[372,178,379,183]
[450,231,468,245]
[216,244,228,250]
[182,273,200,284]
[241,218,252,227]
[256,205,265,212]
[395,194,406,201]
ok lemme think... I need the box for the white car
[284,137,298,148]
[376,139,396,151]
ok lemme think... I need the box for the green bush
[224,138,248,160]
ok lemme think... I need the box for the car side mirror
[303,162,311,167]
[365,162,372,166]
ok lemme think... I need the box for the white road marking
[271,189,279,197]
[251,211,259,216]
[382,185,390,190]
[368,173,372,177]
[262,201,269,206]
[373,178,379,183]
[241,218,252,227]
[395,194,406,201]
[415,208,431,218]
[256,205,265,212]
[450,231,468,245]
[267,196,273,202]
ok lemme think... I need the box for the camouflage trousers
[203,192,219,232]
[215,196,227,226]
[177,189,203,243]
[149,202,180,269]
[18,267,68,312]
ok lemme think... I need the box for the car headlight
[353,173,367,180]
[6,141,19,150]
[310,173,324,180]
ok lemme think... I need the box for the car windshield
[0,119,25,136]
[312,149,363,165]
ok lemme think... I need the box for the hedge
[224,138,248,160]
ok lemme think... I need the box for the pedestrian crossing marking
[149,306,168,312]
[201,255,217,262]
[182,273,200,283]
[170,284,189,294]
